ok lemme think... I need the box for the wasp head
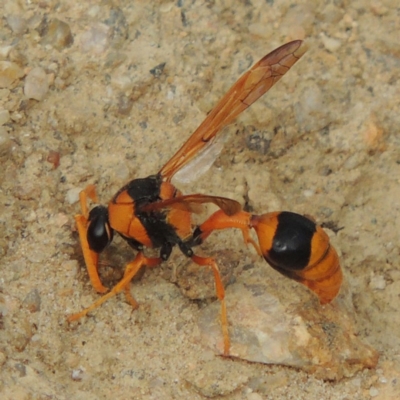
[87,205,114,253]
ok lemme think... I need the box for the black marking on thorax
[115,174,184,249]
[113,174,163,208]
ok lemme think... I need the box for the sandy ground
[1,0,400,399]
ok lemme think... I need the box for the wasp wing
[140,194,242,216]
[159,40,307,181]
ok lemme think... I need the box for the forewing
[159,40,307,180]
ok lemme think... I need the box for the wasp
[68,40,343,356]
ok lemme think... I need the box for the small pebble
[66,187,82,204]
[303,189,315,198]
[81,23,111,54]
[369,386,379,397]
[71,367,85,381]
[116,95,134,115]
[0,61,24,88]
[40,19,74,50]
[343,153,362,170]
[378,375,387,383]
[320,33,342,52]
[30,334,41,343]
[24,67,49,101]
[369,275,386,290]
[245,128,272,155]
[15,363,27,377]
[23,288,41,313]
[104,51,127,69]
[6,14,27,35]
[54,213,69,228]
[47,150,60,169]
[0,109,10,126]
[111,72,133,91]
[363,118,384,149]
[87,5,101,18]
[150,62,166,78]
[13,332,31,352]
[0,45,13,59]
[25,210,37,223]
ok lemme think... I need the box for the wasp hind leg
[191,254,231,356]
[67,252,162,322]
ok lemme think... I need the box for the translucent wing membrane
[159,40,307,181]
[140,194,242,216]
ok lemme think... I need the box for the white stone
[0,109,10,126]
[24,67,49,101]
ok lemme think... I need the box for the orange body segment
[297,244,343,304]
[108,192,152,248]
[159,181,179,200]
[307,226,331,268]
[167,208,192,240]
[249,212,280,255]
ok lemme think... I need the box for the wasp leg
[79,184,97,215]
[123,255,161,308]
[67,252,161,322]
[75,185,108,293]
[191,254,231,356]
[196,210,262,256]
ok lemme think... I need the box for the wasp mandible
[68,40,343,356]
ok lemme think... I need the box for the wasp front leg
[68,252,162,322]
[75,185,108,294]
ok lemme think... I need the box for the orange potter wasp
[68,40,343,356]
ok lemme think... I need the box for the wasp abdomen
[251,212,342,304]
[266,212,316,272]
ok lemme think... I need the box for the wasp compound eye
[87,206,114,253]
